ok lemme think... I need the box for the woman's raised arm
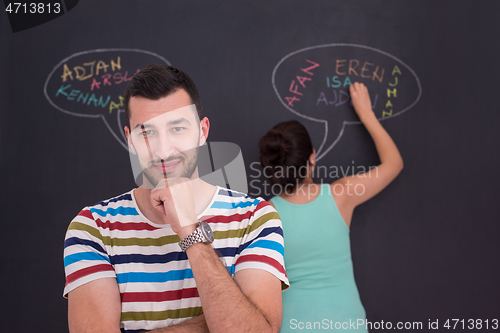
[331,82,404,226]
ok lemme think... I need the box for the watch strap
[179,223,207,251]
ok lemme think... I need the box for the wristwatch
[179,221,214,251]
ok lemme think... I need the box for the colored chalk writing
[383,65,403,117]
[285,59,319,107]
[56,55,139,112]
[272,44,421,160]
[44,49,170,149]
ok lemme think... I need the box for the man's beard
[142,147,199,187]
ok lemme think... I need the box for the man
[63,64,288,333]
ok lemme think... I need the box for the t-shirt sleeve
[63,207,116,298]
[234,200,289,290]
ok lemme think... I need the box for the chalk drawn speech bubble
[44,49,170,149]
[272,44,421,160]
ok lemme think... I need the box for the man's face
[125,89,208,187]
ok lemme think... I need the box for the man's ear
[199,117,210,146]
[124,126,136,154]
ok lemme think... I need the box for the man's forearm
[149,314,209,333]
[185,243,277,333]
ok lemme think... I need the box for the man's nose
[151,134,175,160]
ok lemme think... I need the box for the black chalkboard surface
[1,1,500,332]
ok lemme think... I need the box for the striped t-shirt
[63,186,289,332]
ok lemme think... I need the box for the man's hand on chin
[150,177,199,238]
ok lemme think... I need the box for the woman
[259,82,403,332]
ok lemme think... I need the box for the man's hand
[150,177,198,238]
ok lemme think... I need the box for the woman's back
[259,83,403,332]
[272,184,367,332]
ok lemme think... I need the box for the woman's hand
[333,82,403,227]
[349,82,375,121]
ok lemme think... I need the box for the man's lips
[153,160,182,173]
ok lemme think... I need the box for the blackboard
[1,1,500,332]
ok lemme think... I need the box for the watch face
[200,221,214,242]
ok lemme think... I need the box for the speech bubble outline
[272,43,422,160]
[43,48,170,150]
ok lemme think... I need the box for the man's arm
[151,179,284,333]
[68,278,210,333]
[65,200,212,332]
[150,315,209,332]
[185,243,283,333]
[67,264,282,333]
[68,278,122,333]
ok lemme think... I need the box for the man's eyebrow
[133,123,153,131]
[133,117,191,131]
[167,118,191,126]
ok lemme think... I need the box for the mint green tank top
[271,184,367,332]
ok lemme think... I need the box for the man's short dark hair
[124,64,203,129]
